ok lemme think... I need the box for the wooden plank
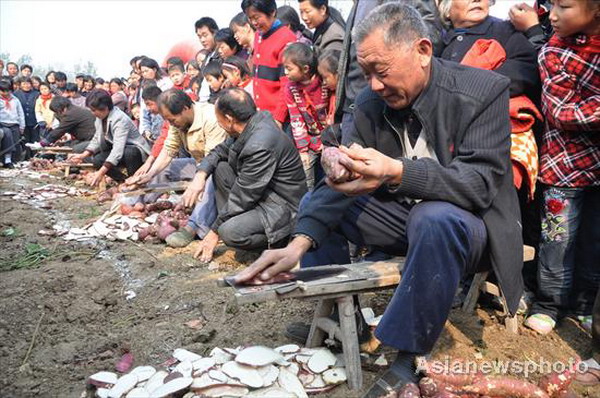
[306,299,335,348]
[523,245,535,262]
[481,281,501,297]
[232,260,404,305]
[505,315,519,334]
[35,146,73,153]
[337,295,362,390]
[120,181,190,197]
[462,271,488,313]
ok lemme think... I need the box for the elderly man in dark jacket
[237,4,523,395]
[193,88,307,263]
[41,96,95,153]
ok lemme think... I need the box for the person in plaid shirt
[525,0,600,336]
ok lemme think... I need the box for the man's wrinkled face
[357,29,431,110]
[160,105,194,131]
[215,107,236,136]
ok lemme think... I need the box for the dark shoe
[362,369,418,398]
[3,162,14,169]
[165,228,195,248]
[284,322,312,344]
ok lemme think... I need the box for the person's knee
[218,221,247,248]
[407,201,467,235]
[298,191,313,213]
[213,161,233,188]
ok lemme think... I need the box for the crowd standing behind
[0,0,599,392]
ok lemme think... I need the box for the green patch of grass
[0,243,95,272]
[1,227,22,237]
[77,206,102,220]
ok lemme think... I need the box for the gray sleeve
[104,116,130,166]
[85,119,102,154]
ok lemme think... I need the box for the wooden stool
[461,245,536,333]
[219,260,405,390]
[62,163,94,178]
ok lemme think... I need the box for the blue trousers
[301,193,488,354]
[531,186,600,320]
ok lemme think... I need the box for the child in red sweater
[283,42,331,189]
[168,64,196,100]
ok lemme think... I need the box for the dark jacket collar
[313,17,334,44]
[234,110,273,149]
[261,20,284,40]
[443,16,496,45]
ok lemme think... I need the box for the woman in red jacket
[242,0,297,127]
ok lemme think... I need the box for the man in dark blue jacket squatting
[236,3,523,396]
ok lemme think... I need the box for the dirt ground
[1,174,599,398]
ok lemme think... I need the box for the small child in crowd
[195,49,210,67]
[13,77,39,158]
[202,62,226,104]
[317,49,341,126]
[524,0,600,335]
[282,42,331,189]
[221,56,253,96]
[186,60,201,79]
[130,103,141,129]
[0,79,25,166]
[31,76,42,91]
[168,64,191,91]
[35,82,55,139]
[189,77,201,101]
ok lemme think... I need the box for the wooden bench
[461,245,535,333]
[219,260,405,390]
[219,247,533,390]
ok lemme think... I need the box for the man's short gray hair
[352,2,430,47]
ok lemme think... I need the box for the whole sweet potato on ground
[146,201,174,213]
[462,376,549,398]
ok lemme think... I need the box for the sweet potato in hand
[321,146,354,183]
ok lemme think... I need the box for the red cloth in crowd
[284,75,330,153]
[538,34,600,187]
[151,120,170,158]
[1,95,11,110]
[173,75,191,91]
[251,24,297,123]
[460,38,542,199]
[173,76,198,101]
[40,92,53,107]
